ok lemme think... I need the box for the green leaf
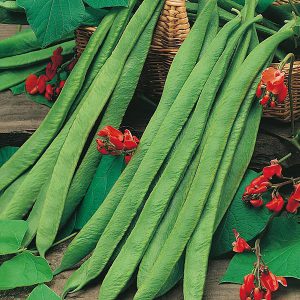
[75,155,125,229]
[0,220,28,255]
[82,7,108,26]
[222,218,300,284]
[17,0,85,47]
[0,1,24,12]
[0,146,18,167]
[83,0,128,9]
[27,284,60,300]
[0,251,53,290]
[211,170,272,257]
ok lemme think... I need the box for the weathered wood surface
[0,91,49,147]
[1,241,299,300]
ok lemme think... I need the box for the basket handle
[279,53,296,137]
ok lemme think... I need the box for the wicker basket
[75,26,97,56]
[138,0,190,100]
[263,61,300,122]
[273,0,300,5]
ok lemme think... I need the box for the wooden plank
[0,91,49,147]
[1,241,299,299]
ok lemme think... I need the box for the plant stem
[272,176,300,189]
[278,153,292,164]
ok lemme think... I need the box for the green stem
[279,53,295,137]
[278,152,292,163]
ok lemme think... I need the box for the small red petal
[25,74,39,94]
[109,136,124,150]
[277,84,288,103]
[265,194,284,213]
[263,164,282,179]
[253,288,263,300]
[250,199,264,207]
[239,284,247,300]
[256,84,263,98]
[59,80,66,89]
[125,155,132,164]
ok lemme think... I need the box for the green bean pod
[36,0,163,257]
[60,0,139,227]
[64,13,242,295]
[0,29,72,59]
[55,0,229,276]
[0,12,116,192]
[67,1,137,118]
[134,23,295,300]
[98,14,258,300]
[0,40,75,69]
[0,61,46,92]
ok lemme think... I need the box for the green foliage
[0,146,18,167]
[0,220,28,254]
[222,218,300,284]
[16,0,128,46]
[0,251,53,290]
[212,170,272,257]
[75,155,125,230]
[84,0,128,8]
[27,284,60,300]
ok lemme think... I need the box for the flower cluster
[25,47,78,102]
[256,67,288,108]
[242,160,300,214]
[96,126,139,164]
[240,268,287,300]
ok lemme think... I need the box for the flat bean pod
[0,12,116,192]
[134,24,295,300]
[0,40,75,69]
[55,0,225,275]
[99,11,257,300]
[36,0,162,257]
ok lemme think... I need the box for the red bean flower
[265,193,285,213]
[263,162,282,179]
[260,269,287,292]
[96,126,139,164]
[232,229,251,253]
[286,184,300,213]
[25,74,48,95]
[256,67,288,108]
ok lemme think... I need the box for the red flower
[232,229,251,253]
[263,163,282,179]
[46,62,58,80]
[260,270,287,292]
[257,67,287,108]
[250,199,264,207]
[253,287,263,300]
[125,155,132,164]
[265,194,284,213]
[37,75,48,94]
[264,289,272,300]
[98,126,123,141]
[45,84,54,101]
[51,47,63,66]
[286,184,300,213]
[25,74,39,94]
[278,84,288,103]
[123,129,139,150]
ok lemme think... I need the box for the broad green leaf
[222,218,300,284]
[0,146,18,167]
[211,170,272,257]
[27,284,60,300]
[83,0,128,9]
[0,220,28,254]
[82,7,108,26]
[75,155,125,229]
[17,0,85,46]
[0,251,53,290]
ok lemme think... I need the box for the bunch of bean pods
[0,0,296,299]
